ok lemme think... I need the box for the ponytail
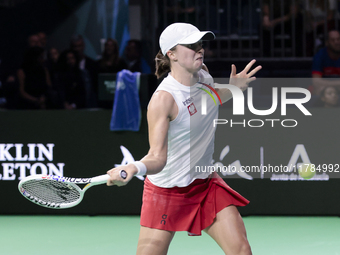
[155,50,171,79]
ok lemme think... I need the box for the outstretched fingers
[247,65,262,78]
[229,59,262,87]
[246,77,257,84]
[231,64,237,77]
[243,59,257,74]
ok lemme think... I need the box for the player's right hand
[106,163,138,187]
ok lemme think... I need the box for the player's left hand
[229,59,262,91]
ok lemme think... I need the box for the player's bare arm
[107,90,176,186]
[139,90,176,173]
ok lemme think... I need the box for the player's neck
[170,66,199,87]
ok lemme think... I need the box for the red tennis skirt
[140,172,249,236]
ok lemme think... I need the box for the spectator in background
[0,64,7,109]
[17,47,54,109]
[261,0,304,56]
[305,0,336,34]
[124,39,151,74]
[312,30,340,95]
[27,34,41,48]
[165,0,196,25]
[314,85,339,107]
[0,57,19,109]
[97,38,127,73]
[37,32,48,61]
[37,32,47,49]
[305,0,336,54]
[55,49,86,110]
[46,47,60,85]
[70,34,98,108]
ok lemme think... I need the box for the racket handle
[91,174,110,185]
[92,171,127,185]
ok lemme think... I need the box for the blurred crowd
[163,0,340,107]
[261,0,340,57]
[162,0,340,57]
[0,33,151,110]
[1,0,340,110]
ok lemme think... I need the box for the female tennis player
[107,22,261,255]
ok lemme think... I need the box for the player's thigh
[203,205,251,255]
[136,226,175,255]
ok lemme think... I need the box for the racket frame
[18,174,109,209]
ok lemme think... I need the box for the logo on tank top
[187,102,197,116]
[182,96,194,106]
[198,82,222,110]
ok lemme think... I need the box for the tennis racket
[18,170,126,209]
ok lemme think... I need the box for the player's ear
[167,50,177,61]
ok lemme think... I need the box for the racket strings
[21,179,81,204]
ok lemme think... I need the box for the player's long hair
[155,46,176,79]
[155,50,170,79]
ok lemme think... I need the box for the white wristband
[132,161,147,176]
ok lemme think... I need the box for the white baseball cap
[159,23,215,55]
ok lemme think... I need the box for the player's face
[327,31,340,53]
[322,86,338,107]
[173,41,204,72]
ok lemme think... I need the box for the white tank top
[147,69,219,188]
